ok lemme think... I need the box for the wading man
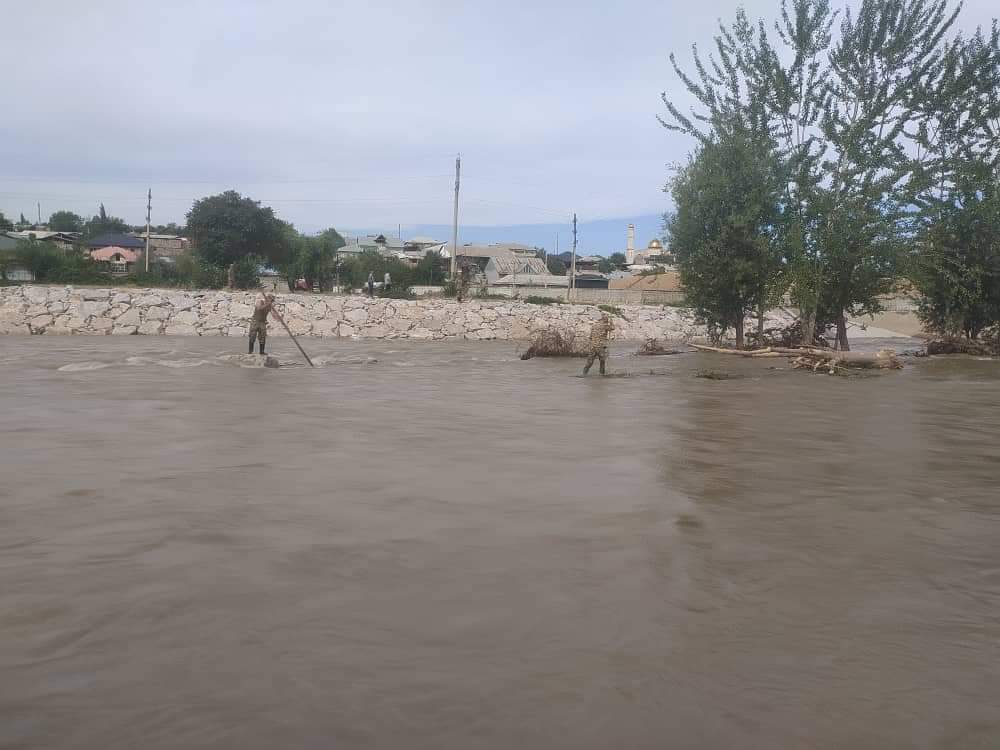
[248,293,276,355]
[582,313,613,376]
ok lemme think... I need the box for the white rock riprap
[0,285,704,341]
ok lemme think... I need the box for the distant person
[248,293,276,355]
[582,313,613,376]
[367,272,375,297]
[457,265,471,302]
[383,271,392,295]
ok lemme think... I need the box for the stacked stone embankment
[0,286,703,341]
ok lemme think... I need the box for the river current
[1,336,998,748]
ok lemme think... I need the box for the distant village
[1,221,684,305]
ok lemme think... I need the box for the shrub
[523,295,563,305]
[598,304,624,317]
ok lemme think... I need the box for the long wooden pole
[271,308,314,367]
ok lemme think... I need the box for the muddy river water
[1,336,998,749]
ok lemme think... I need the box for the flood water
[1,335,998,749]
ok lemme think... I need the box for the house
[131,232,189,258]
[90,246,141,275]
[609,271,683,293]
[5,230,81,250]
[492,273,568,288]
[483,253,549,284]
[87,233,145,251]
[571,271,610,289]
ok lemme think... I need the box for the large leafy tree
[186,191,291,268]
[663,0,965,349]
[668,127,785,349]
[910,24,1000,338]
[0,211,12,231]
[48,210,84,233]
[281,227,346,291]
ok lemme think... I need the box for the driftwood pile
[519,329,584,360]
[746,318,831,349]
[924,337,1000,356]
[691,344,902,374]
[636,338,686,356]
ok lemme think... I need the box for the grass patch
[523,295,564,305]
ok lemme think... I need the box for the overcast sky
[1,0,996,250]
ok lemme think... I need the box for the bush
[523,295,563,305]
[598,304,624,317]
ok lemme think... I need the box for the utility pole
[569,213,577,300]
[144,188,151,273]
[450,154,461,279]
[37,202,41,226]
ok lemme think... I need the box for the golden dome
[647,239,663,250]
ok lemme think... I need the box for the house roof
[494,273,568,287]
[609,271,683,292]
[6,230,81,242]
[87,233,144,249]
[91,246,141,262]
[485,254,548,276]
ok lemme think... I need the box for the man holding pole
[248,293,276,355]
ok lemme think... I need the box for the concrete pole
[144,188,151,273]
[450,155,461,279]
[570,213,577,301]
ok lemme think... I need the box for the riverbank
[0,285,708,341]
[0,285,923,342]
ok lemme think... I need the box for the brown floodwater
[1,335,998,749]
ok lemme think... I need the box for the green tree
[415,249,448,285]
[910,25,1000,338]
[546,256,567,275]
[281,228,346,291]
[598,252,627,274]
[668,128,785,349]
[48,210,84,233]
[186,191,291,268]
[0,212,12,231]
[83,203,130,238]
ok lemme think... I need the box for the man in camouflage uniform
[582,313,613,375]
[248,293,276,355]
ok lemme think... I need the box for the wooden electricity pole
[144,188,151,273]
[450,154,461,279]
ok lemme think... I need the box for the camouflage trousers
[248,320,267,348]
[583,344,608,375]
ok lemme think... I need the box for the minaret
[626,224,635,264]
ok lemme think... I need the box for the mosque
[625,224,672,267]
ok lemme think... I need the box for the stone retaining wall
[0,285,703,341]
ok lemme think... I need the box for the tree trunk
[800,306,816,348]
[735,316,745,350]
[836,314,850,352]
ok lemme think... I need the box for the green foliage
[662,0,965,350]
[281,229,345,292]
[12,241,104,283]
[48,210,84,233]
[338,251,421,293]
[598,252,628,274]
[0,212,13,231]
[414,250,448,285]
[667,128,785,349]
[546,256,567,276]
[523,295,563,305]
[83,203,129,238]
[598,304,624,317]
[186,191,292,268]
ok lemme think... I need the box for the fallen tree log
[691,343,902,373]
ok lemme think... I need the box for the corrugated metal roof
[609,271,683,292]
[87,233,144,249]
[493,273,568,287]
[486,254,548,276]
